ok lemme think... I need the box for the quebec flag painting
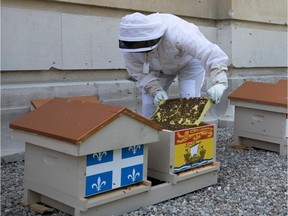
[85,145,144,197]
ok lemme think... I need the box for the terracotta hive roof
[10,98,162,144]
[228,80,288,108]
[31,96,100,109]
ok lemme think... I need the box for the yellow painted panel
[173,124,214,173]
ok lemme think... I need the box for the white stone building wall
[1,0,287,158]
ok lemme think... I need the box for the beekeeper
[119,12,229,118]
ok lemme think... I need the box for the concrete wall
[1,0,287,159]
[215,0,287,126]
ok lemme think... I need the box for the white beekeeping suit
[119,12,229,118]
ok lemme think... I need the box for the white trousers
[141,59,205,118]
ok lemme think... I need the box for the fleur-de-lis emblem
[128,145,141,154]
[127,168,140,182]
[93,151,107,161]
[91,177,106,191]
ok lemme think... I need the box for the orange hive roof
[31,96,100,109]
[228,80,288,108]
[10,98,162,144]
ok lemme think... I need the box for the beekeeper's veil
[119,12,167,52]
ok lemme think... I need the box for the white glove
[154,90,168,105]
[144,79,168,105]
[208,66,228,103]
[207,83,227,104]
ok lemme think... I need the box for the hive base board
[24,181,152,212]
[148,162,219,184]
[235,130,287,155]
[24,163,220,216]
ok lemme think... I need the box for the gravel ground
[1,128,287,216]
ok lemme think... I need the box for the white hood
[119,12,167,42]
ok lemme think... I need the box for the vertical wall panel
[1,8,62,70]
[61,13,123,70]
[231,26,287,67]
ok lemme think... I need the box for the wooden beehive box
[9,98,162,211]
[229,80,288,155]
[148,98,218,183]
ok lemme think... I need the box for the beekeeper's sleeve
[175,24,228,82]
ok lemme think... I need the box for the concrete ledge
[2,75,287,159]
[1,152,25,163]
[3,0,284,24]
[218,0,287,25]
[47,0,219,19]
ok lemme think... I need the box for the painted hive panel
[173,124,214,173]
[85,145,144,197]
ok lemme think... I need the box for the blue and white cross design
[85,145,144,197]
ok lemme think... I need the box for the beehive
[149,97,216,182]
[9,98,161,211]
[9,97,220,216]
[229,80,287,155]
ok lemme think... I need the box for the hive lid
[31,96,100,109]
[228,80,288,108]
[10,98,162,144]
[151,97,212,130]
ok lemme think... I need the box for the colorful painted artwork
[85,145,144,197]
[173,125,214,173]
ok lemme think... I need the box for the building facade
[1,0,287,157]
